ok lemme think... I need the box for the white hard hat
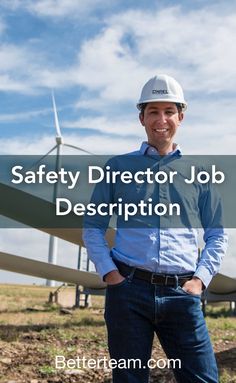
[137,74,187,111]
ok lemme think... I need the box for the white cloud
[1,0,108,18]
[0,4,235,152]
[78,6,236,95]
[0,43,48,93]
[62,114,142,137]
[0,44,74,93]
[0,107,52,122]
[0,133,142,155]
[0,0,22,10]
[0,74,30,92]
[28,0,104,17]
[65,4,236,139]
[1,5,236,97]
[177,97,236,154]
[179,128,236,155]
[33,67,76,89]
[73,27,150,103]
[0,44,28,71]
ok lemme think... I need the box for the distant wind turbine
[46,92,94,286]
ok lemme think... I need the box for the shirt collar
[139,141,182,157]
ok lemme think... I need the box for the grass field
[0,284,235,383]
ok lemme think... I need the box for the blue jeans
[104,275,218,383]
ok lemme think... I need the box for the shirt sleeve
[83,228,118,280]
[82,158,118,280]
[194,183,228,288]
[194,227,228,288]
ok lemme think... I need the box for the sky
[0,0,235,284]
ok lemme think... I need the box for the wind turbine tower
[46,92,63,286]
[46,93,93,286]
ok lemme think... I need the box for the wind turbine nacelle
[56,136,64,145]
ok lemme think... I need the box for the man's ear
[179,112,184,122]
[139,112,144,126]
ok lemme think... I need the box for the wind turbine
[46,92,93,286]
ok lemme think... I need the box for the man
[83,74,227,383]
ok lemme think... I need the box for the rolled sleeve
[194,266,212,289]
[82,228,117,280]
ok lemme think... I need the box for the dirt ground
[0,285,235,383]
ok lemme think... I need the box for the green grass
[39,365,57,375]
[220,370,236,383]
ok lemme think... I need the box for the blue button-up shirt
[83,142,228,288]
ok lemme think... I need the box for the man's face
[139,102,184,153]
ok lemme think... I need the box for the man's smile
[153,128,168,132]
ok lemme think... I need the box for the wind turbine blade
[51,90,62,138]
[25,145,58,171]
[36,145,58,161]
[64,143,94,154]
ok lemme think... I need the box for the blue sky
[0,0,236,155]
[0,0,235,283]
